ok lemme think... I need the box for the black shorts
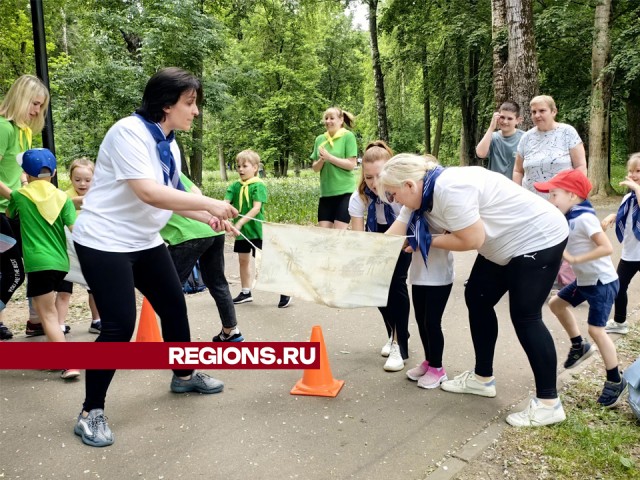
[26,270,69,298]
[318,193,352,224]
[234,239,263,257]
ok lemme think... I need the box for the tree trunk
[457,44,480,166]
[588,0,614,197]
[433,95,445,158]
[627,76,640,154]
[491,0,509,107]
[422,44,432,153]
[218,144,227,182]
[368,0,389,142]
[506,0,539,129]
[190,111,203,185]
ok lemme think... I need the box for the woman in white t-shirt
[71,68,237,448]
[513,95,587,195]
[348,141,411,373]
[379,154,569,427]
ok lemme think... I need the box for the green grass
[497,325,640,479]
[201,167,360,225]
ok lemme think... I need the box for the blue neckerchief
[615,191,640,242]
[364,187,396,232]
[133,113,185,191]
[407,166,444,265]
[565,200,596,222]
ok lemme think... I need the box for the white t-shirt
[425,167,568,266]
[567,213,618,286]
[348,190,397,225]
[351,191,454,286]
[517,123,582,195]
[73,116,180,252]
[619,193,640,261]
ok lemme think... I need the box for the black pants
[613,259,640,323]
[0,214,25,307]
[168,235,237,329]
[75,242,193,412]
[378,251,412,359]
[412,284,453,369]
[464,239,566,399]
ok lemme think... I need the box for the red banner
[0,342,320,370]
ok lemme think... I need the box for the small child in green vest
[0,148,79,379]
[225,149,291,308]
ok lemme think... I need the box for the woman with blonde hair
[379,154,569,426]
[0,75,50,340]
[310,107,358,229]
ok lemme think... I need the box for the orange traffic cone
[290,325,344,397]
[135,297,163,342]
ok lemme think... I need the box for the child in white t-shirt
[535,169,626,408]
[601,152,640,335]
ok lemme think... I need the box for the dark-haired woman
[310,107,358,229]
[72,67,237,447]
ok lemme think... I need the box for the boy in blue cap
[0,148,79,378]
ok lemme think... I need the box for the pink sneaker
[406,360,429,381]
[417,366,447,389]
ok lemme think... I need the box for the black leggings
[75,242,193,412]
[0,214,25,307]
[613,259,640,323]
[464,239,567,399]
[378,250,412,359]
[411,284,453,369]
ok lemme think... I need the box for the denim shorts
[558,279,620,327]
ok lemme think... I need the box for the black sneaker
[597,378,628,408]
[233,291,253,304]
[564,342,595,369]
[0,323,13,340]
[212,328,244,342]
[63,325,71,335]
[278,295,292,308]
[25,320,45,337]
[88,321,102,334]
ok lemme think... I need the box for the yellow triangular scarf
[18,181,67,225]
[319,127,348,148]
[18,127,33,151]
[239,177,263,212]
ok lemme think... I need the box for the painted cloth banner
[256,223,405,308]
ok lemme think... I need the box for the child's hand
[490,112,501,130]
[563,251,577,265]
[620,176,640,193]
[601,213,615,230]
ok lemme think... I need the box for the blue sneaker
[170,372,224,394]
[212,327,244,342]
[564,342,595,369]
[597,378,628,408]
[74,409,114,447]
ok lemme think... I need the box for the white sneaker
[383,342,405,371]
[506,397,566,427]
[604,319,629,335]
[440,370,496,397]
[380,336,393,357]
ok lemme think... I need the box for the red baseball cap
[533,169,592,199]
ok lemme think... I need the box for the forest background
[1,0,638,197]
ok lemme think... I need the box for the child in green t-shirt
[224,149,291,308]
[0,148,79,379]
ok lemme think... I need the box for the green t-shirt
[160,174,222,246]
[8,188,76,273]
[310,130,358,197]
[0,117,25,211]
[224,180,267,240]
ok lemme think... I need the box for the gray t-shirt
[487,129,524,179]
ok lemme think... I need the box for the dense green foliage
[1,0,638,178]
